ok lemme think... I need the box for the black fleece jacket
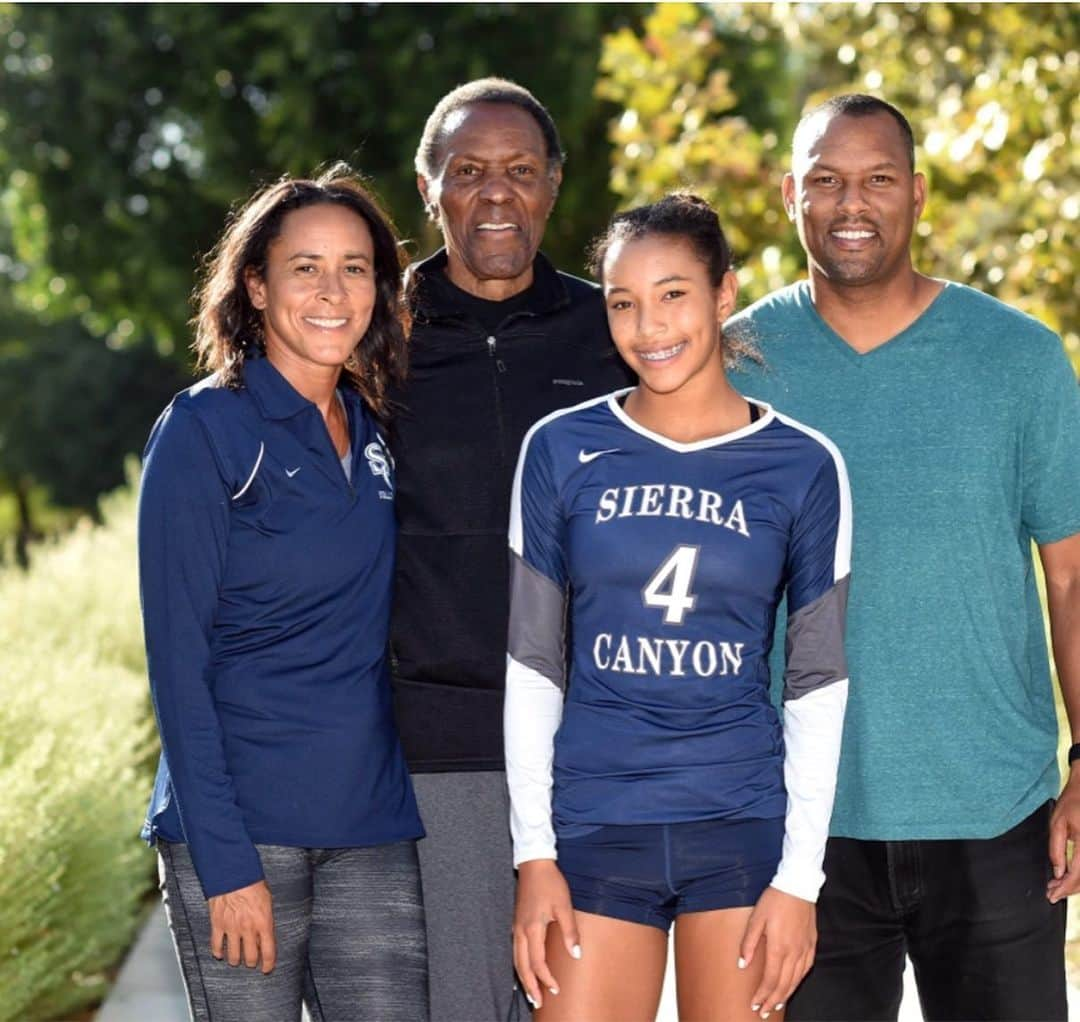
[389,248,633,772]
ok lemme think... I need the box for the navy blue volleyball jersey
[506,389,851,851]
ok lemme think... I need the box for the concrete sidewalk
[94,904,972,1021]
[95,904,188,1022]
[95,903,317,1022]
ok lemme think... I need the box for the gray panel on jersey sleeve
[508,550,568,691]
[783,574,850,701]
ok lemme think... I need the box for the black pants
[787,801,1067,1022]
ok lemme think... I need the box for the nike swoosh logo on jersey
[286,467,301,477]
[578,448,620,464]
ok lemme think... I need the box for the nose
[836,180,870,215]
[319,271,348,302]
[479,172,513,204]
[635,304,667,342]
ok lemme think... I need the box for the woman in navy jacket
[138,165,427,1021]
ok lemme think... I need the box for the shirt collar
[242,355,319,420]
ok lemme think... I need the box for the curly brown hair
[192,163,408,421]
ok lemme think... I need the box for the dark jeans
[159,840,428,1022]
[787,801,1066,1022]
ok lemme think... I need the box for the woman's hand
[739,885,816,1019]
[208,879,277,973]
[512,859,581,1010]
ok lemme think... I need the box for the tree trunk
[12,477,36,570]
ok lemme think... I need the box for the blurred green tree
[0,302,188,565]
[596,2,1079,369]
[0,3,645,355]
[0,148,186,562]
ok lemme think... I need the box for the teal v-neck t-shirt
[728,281,1080,840]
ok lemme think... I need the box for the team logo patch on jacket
[365,440,394,498]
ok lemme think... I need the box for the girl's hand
[512,859,582,1010]
[739,885,816,1019]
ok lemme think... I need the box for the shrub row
[0,472,157,1021]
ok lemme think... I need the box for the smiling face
[244,203,376,377]
[784,111,925,291]
[418,102,561,300]
[602,233,737,399]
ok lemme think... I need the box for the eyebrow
[605,275,692,295]
[285,251,372,262]
[448,150,542,163]
[809,160,900,173]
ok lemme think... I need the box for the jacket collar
[243,354,355,421]
[406,247,568,323]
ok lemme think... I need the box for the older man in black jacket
[390,78,632,1022]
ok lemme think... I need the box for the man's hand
[739,885,817,1019]
[512,859,581,1010]
[1042,533,1080,905]
[208,879,277,973]
[1048,774,1080,903]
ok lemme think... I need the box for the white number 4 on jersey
[642,545,700,625]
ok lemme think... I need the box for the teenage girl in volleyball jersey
[505,194,851,1022]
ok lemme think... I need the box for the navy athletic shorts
[556,816,784,931]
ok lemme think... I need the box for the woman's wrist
[517,856,559,873]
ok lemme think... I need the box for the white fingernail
[525,993,536,1008]
[738,957,747,969]
[762,1013,771,1020]
[776,1003,785,1010]
[550,986,559,995]
[752,1004,760,1012]
[571,944,582,959]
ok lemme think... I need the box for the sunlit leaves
[598,3,1078,368]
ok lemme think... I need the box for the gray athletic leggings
[158,840,428,1022]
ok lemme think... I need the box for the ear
[715,269,739,323]
[781,173,797,222]
[912,171,927,222]
[417,174,439,221]
[547,165,564,216]
[244,265,267,311]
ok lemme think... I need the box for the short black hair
[415,77,564,180]
[793,94,916,172]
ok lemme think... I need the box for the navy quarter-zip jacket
[389,249,634,772]
[138,356,422,898]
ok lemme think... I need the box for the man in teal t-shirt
[728,94,1080,1021]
